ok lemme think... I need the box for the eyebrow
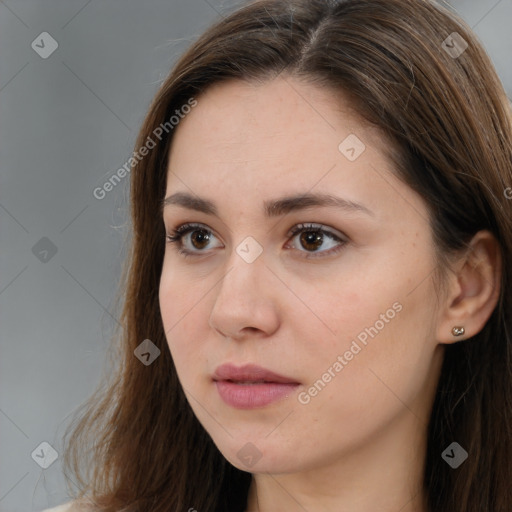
[161,191,374,218]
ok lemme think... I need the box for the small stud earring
[452,326,465,336]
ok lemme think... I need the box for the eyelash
[165,222,348,260]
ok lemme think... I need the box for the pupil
[301,231,322,251]
[192,230,209,249]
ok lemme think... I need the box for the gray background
[0,0,510,510]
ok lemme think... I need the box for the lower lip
[215,380,299,409]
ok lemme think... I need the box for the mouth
[223,380,280,384]
[213,363,301,409]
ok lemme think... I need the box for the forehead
[168,78,384,177]
[170,77,367,152]
[163,77,426,226]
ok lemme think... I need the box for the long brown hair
[62,1,512,510]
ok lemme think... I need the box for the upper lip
[213,363,300,384]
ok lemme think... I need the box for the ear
[436,230,502,344]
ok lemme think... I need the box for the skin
[159,77,501,511]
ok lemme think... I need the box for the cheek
[159,264,212,374]
[299,272,438,421]
[291,243,438,396]
[159,267,191,349]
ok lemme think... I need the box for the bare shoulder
[42,499,97,512]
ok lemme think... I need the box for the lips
[213,363,300,384]
[213,363,300,409]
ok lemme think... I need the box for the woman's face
[159,77,445,475]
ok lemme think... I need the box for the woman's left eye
[165,222,347,259]
[285,223,347,258]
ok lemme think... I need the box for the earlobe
[436,231,502,345]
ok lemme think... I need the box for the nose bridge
[217,239,267,303]
[209,240,279,337]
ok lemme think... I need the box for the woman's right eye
[166,223,222,257]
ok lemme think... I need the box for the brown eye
[299,230,324,251]
[189,229,211,250]
[286,223,348,259]
[165,223,222,256]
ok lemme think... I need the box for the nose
[208,249,280,341]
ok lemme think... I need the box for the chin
[217,439,304,475]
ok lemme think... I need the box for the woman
[44,0,512,510]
